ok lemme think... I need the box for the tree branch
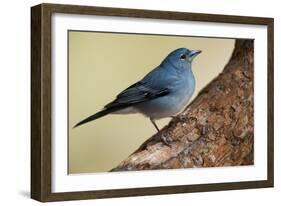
[111,39,254,172]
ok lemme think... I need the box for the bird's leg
[150,118,171,146]
[150,117,160,132]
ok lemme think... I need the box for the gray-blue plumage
[74,48,201,133]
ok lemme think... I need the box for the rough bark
[112,39,254,171]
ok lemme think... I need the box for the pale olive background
[69,31,235,174]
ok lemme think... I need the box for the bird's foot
[160,134,172,147]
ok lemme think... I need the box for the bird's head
[162,48,201,70]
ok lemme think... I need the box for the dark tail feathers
[73,107,121,128]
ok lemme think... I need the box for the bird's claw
[160,134,172,147]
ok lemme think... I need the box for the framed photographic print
[31,3,274,202]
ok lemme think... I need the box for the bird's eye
[180,54,186,60]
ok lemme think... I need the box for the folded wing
[105,81,169,110]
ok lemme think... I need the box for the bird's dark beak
[189,50,202,58]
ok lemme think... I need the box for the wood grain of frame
[31,3,274,202]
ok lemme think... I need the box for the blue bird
[74,48,201,145]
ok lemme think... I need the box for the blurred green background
[68,31,235,174]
